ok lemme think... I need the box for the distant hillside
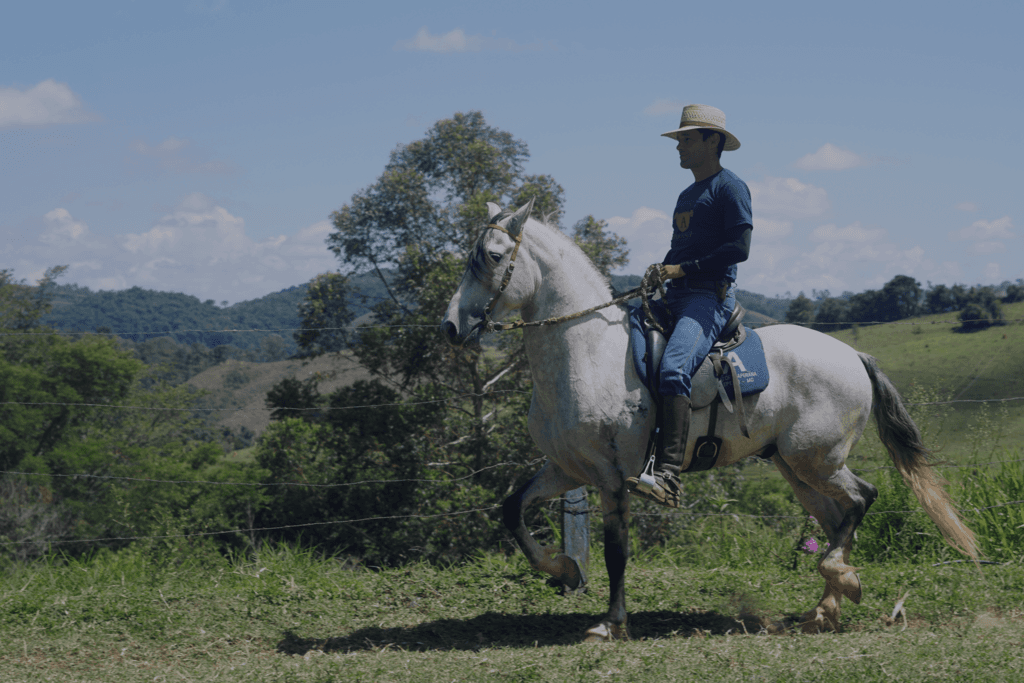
[187,352,374,443]
[39,271,394,356]
[35,272,782,368]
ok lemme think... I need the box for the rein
[480,222,665,333]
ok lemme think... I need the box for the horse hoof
[541,551,586,591]
[583,620,628,642]
[800,608,839,634]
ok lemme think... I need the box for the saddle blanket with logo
[627,303,770,409]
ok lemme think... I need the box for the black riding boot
[626,395,690,508]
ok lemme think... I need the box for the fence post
[561,485,589,594]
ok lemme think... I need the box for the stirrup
[635,450,658,494]
[626,457,681,508]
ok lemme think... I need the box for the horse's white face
[440,199,534,348]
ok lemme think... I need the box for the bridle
[481,221,524,332]
[475,221,661,334]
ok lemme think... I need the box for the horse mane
[469,211,612,299]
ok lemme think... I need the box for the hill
[38,271,394,356]
[186,351,374,446]
[831,300,1024,458]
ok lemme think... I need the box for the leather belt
[669,279,720,291]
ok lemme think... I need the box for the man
[626,104,753,507]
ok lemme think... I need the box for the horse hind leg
[502,461,586,590]
[773,454,878,633]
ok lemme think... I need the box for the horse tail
[858,352,979,560]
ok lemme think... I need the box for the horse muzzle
[440,318,484,349]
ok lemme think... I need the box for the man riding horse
[625,104,753,508]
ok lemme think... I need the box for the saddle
[628,301,771,472]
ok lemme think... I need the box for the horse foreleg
[502,462,586,590]
[584,485,630,642]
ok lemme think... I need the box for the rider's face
[674,130,718,170]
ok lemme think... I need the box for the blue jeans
[659,281,736,397]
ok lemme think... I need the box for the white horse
[441,200,977,641]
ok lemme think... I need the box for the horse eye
[488,251,503,263]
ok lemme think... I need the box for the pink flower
[801,538,819,553]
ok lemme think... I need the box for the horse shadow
[276,609,802,655]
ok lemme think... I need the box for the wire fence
[2,314,1022,553]
[5,497,1024,548]
[3,316,1022,339]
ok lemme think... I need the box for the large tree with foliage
[264,112,630,563]
[784,293,815,325]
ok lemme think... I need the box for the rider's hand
[661,264,685,280]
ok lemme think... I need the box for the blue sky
[2,0,1020,304]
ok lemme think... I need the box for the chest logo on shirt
[674,210,693,233]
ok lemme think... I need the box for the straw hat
[661,104,740,151]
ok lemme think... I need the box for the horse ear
[486,202,503,220]
[502,197,534,236]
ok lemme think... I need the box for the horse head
[441,198,535,348]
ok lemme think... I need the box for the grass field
[830,300,1024,459]
[3,304,1022,681]
[1,545,1022,682]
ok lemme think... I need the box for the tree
[1003,281,1024,303]
[878,275,922,321]
[270,112,629,563]
[958,286,1003,331]
[785,293,815,325]
[571,216,629,278]
[0,266,68,331]
[924,283,958,314]
[813,297,851,332]
[848,289,883,324]
[293,272,353,357]
[265,376,321,422]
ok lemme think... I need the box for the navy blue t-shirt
[663,168,753,283]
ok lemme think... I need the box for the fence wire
[5,498,1023,548]
[2,314,1022,552]
[1,316,1022,339]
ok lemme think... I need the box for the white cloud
[811,222,886,243]
[793,143,869,171]
[130,136,234,174]
[395,27,542,53]
[0,79,100,128]
[42,208,90,243]
[749,177,829,220]
[984,263,1001,282]
[606,207,672,274]
[952,216,1014,241]
[11,197,339,304]
[955,201,978,212]
[752,218,792,241]
[643,99,686,116]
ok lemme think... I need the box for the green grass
[1,545,1022,682]
[828,300,1024,460]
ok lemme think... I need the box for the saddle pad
[628,304,770,408]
